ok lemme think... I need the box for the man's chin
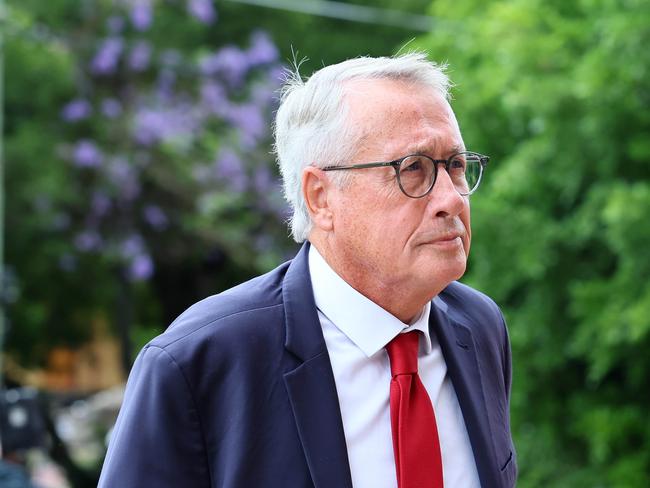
[417,246,467,270]
[409,260,466,295]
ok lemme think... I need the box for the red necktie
[386,331,444,488]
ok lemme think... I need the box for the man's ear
[302,166,334,232]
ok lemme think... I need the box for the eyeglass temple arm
[322,161,399,171]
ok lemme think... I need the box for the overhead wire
[224,0,436,31]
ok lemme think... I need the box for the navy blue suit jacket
[99,243,517,487]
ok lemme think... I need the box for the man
[99,53,516,488]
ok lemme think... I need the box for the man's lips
[432,233,462,243]
[428,236,463,250]
[416,229,466,246]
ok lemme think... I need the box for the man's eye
[401,157,425,172]
[450,157,466,171]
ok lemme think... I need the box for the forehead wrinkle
[388,113,464,160]
[404,138,465,159]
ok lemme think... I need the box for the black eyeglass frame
[322,151,489,198]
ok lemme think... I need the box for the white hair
[273,52,452,242]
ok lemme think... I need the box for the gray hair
[273,52,452,242]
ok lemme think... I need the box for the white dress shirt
[308,246,480,488]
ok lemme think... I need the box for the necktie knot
[386,331,420,376]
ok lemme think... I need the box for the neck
[309,235,432,323]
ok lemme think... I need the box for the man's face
[326,79,471,307]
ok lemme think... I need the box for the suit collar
[282,242,327,361]
[430,295,501,488]
[282,242,354,488]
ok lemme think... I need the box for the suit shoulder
[440,281,505,333]
[441,281,500,310]
[148,260,290,352]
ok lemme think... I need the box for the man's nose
[428,165,466,217]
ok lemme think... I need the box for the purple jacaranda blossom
[215,148,247,192]
[132,108,172,146]
[142,205,168,231]
[105,157,133,186]
[120,235,154,280]
[61,99,92,122]
[198,53,221,76]
[250,81,276,106]
[199,46,249,87]
[187,0,217,24]
[226,103,265,134]
[72,140,104,168]
[91,192,112,218]
[157,69,176,100]
[128,253,154,281]
[106,16,125,34]
[120,234,145,259]
[130,0,153,31]
[128,40,152,71]
[253,166,275,194]
[268,64,287,85]
[122,180,141,201]
[106,157,141,200]
[247,31,278,66]
[225,103,267,148]
[132,103,201,147]
[90,37,124,75]
[74,230,103,252]
[200,80,227,115]
[101,98,122,118]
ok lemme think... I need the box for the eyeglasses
[322,151,489,198]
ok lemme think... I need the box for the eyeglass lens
[397,153,482,197]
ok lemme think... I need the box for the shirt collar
[308,244,433,358]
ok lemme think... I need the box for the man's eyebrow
[445,144,466,156]
[408,143,465,156]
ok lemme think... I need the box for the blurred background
[1,0,648,486]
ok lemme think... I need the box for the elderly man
[99,53,516,488]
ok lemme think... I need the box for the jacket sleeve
[98,345,211,488]
[500,310,513,403]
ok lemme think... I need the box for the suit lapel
[430,297,500,488]
[282,243,353,488]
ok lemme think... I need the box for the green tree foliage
[5,0,294,365]
[418,0,650,485]
[4,0,429,366]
